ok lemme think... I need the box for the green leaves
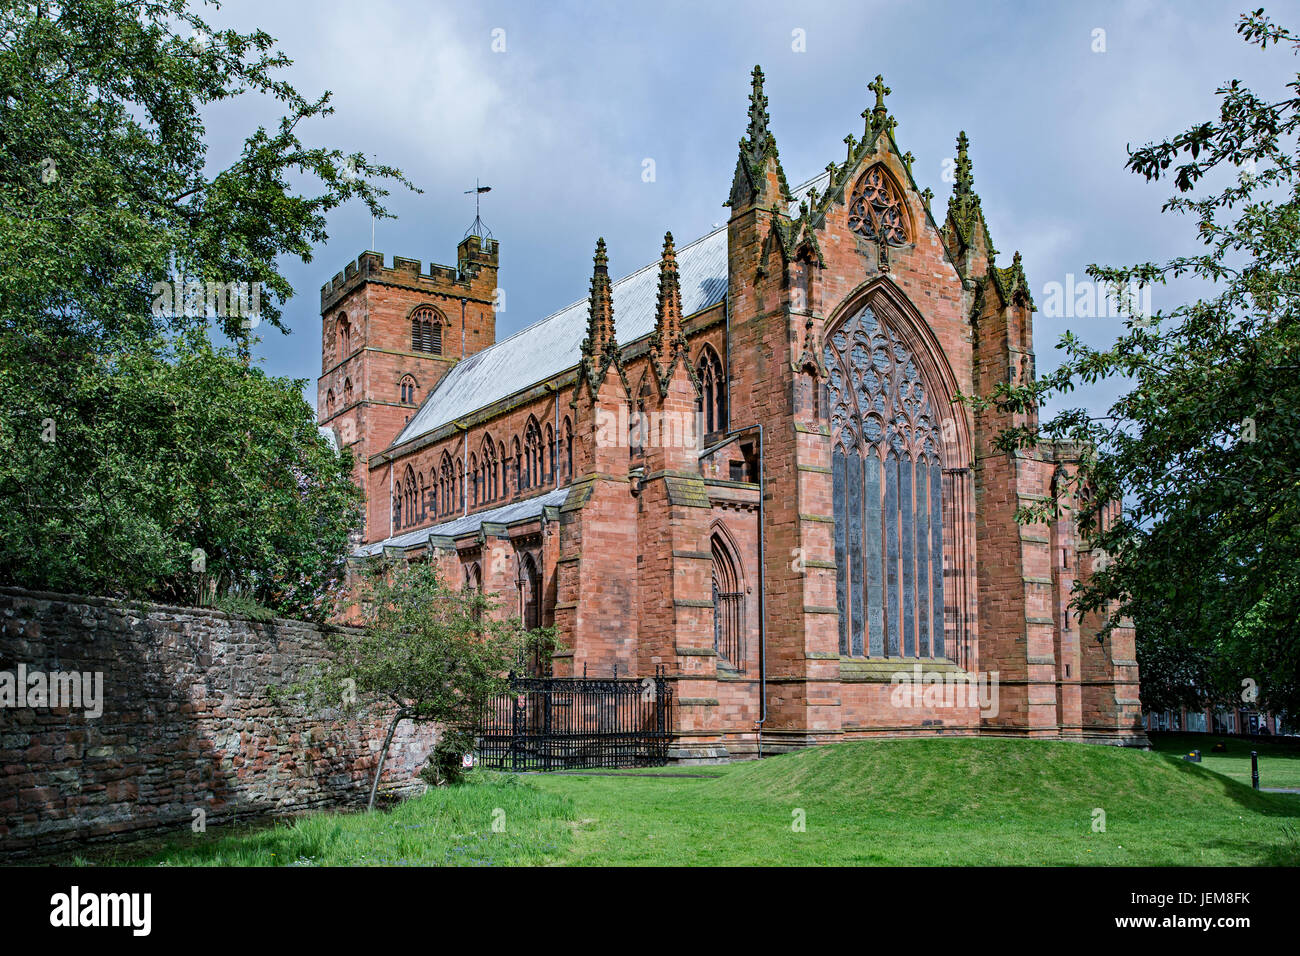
[0,1,414,615]
[303,560,560,732]
[0,0,415,347]
[0,333,362,618]
[1002,9,1300,715]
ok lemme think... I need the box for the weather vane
[464,179,493,239]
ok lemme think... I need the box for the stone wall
[0,587,437,861]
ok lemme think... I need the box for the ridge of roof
[388,174,826,449]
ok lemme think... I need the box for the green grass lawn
[83,738,1300,867]
[1148,732,1300,789]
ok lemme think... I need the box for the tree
[0,0,414,609]
[297,560,557,810]
[0,332,363,618]
[0,0,412,349]
[974,9,1300,718]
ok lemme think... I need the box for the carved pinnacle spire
[650,231,686,388]
[584,237,615,359]
[745,65,772,149]
[954,130,974,198]
[654,231,682,345]
[947,132,996,256]
[727,65,793,209]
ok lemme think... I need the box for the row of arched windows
[385,344,726,531]
[391,417,577,530]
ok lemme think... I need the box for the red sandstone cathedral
[317,68,1145,758]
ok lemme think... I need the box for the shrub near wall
[0,587,436,861]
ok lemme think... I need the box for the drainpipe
[460,297,467,356]
[753,423,766,758]
[388,458,394,539]
[553,388,560,488]
[462,426,469,517]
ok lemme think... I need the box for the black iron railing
[477,669,673,771]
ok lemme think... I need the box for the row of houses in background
[1144,706,1291,737]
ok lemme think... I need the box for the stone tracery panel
[847,165,909,246]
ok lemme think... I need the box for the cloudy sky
[200,0,1296,417]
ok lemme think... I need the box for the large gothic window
[824,304,944,659]
[848,165,908,246]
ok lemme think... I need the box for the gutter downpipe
[753,422,766,759]
[722,293,768,760]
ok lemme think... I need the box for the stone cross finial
[869,74,891,112]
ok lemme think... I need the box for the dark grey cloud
[200,0,1295,419]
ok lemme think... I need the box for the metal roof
[355,487,569,556]
[389,174,829,450]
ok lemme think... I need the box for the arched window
[399,375,418,404]
[697,345,726,436]
[337,314,351,360]
[824,303,945,659]
[712,532,745,669]
[480,435,498,502]
[465,562,483,622]
[456,458,465,511]
[411,306,443,354]
[439,452,454,517]
[524,417,543,490]
[393,480,402,528]
[518,553,545,675]
[402,465,417,528]
[470,452,480,506]
[848,164,909,246]
[325,389,335,416]
[563,417,574,481]
[343,377,353,406]
[545,423,555,484]
[511,437,521,495]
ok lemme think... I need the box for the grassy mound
[711,737,1289,817]
[533,737,1300,866]
[79,737,1300,867]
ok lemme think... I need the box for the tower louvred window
[411,306,442,354]
[848,165,908,246]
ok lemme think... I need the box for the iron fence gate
[476,670,673,771]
